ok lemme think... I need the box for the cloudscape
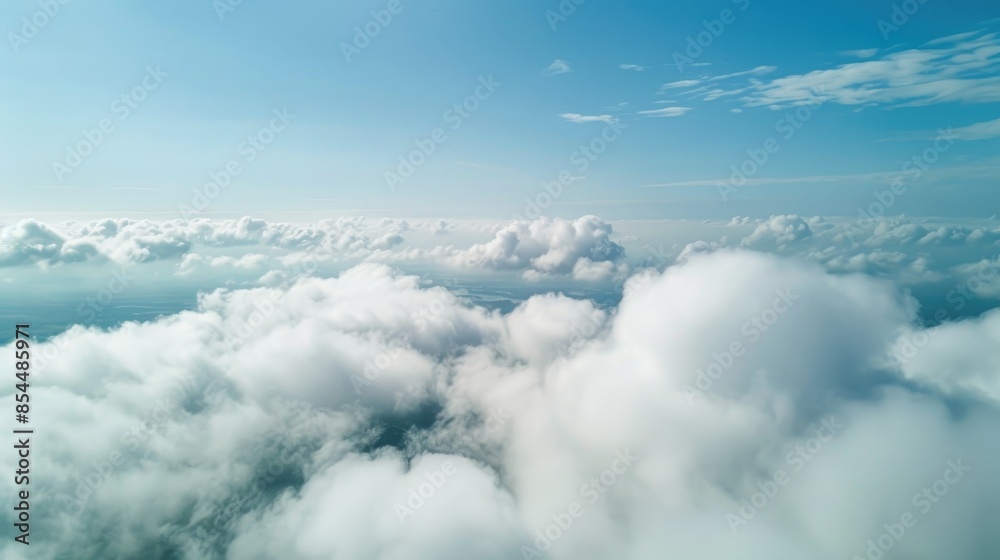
[2,1,1000,559]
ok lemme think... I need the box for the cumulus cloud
[6,248,1000,559]
[0,216,406,270]
[894,307,1000,405]
[447,216,627,280]
[0,219,103,268]
[740,214,815,250]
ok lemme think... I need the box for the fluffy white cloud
[740,214,815,250]
[5,248,1000,559]
[894,307,1000,404]
[228,453,525,560]
[447,216,627,280]
[0,216,409,269]
[0,219,104,268]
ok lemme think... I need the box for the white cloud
[733,30,1000,108]
[544,59,573,75]
[658,67,775,95]
[572,257,627,281]
[643,171,904,188]
[638,107,691,118]
[896,307,1000,404]
[10,248,1000,558]
[709,65,777,81]
[559,113,618,124]
[952,117,1000,141]
[660,79,702,90]
[0,216,408,269]
[178,253,268,275]
[228,453,526,559]
[840,48,879,58]
[619,64,648,72]
[447,216,627,280]
[740,214,814,250]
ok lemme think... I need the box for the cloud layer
[4,247,1000,559]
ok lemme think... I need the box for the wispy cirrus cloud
[642,171,906,188]
[952,117,1000,140]
[660,66,778,91]
[559,113,618,124]
[638,106,691,118]
[660,79,702,90]
[642,157,1000,189]
[619,64,648,71]
[731,30,1000,108]
[840,48,879,59]
[710,65,777,81]
[883,118,1000,142]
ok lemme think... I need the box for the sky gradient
[2,0,999,221]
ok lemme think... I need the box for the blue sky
[2,0,999,221]
[7,6,1000,558]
